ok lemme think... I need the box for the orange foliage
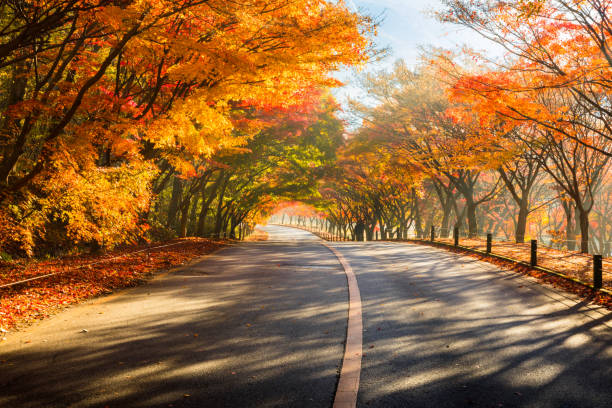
[0,0,374,254]
[0,238,224,330]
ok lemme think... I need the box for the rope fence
[277,222,611,294]
[0,240,208,290]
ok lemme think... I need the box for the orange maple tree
[0,0,375,255]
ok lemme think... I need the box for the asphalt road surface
[1,225,611,408]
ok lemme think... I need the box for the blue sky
[348,0,494,65]
[334,0,498,115]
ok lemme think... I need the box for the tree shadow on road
[0,242,348,408]
[336,242,612,408]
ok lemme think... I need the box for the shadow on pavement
[335,242,612,408]
[0,228,348,408]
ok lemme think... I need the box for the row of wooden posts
[318,224,604,291]
[425,225,604,291]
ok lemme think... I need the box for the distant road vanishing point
[1,225,611,408]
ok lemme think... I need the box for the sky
[334,0,500,122]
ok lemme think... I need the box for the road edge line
[321,242,363,408]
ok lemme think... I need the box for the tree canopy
[0,0,375,256]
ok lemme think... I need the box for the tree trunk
[178,200,190,238]
[196,200,211,237]
[578,209,590,254]
[229,216,238,239]
[219,207,230,239]
[466,199,478,238]
[212,175,229,238]
[196,174,223,237]
[167,178,182,229]
[353,221,364,241]
[563,202,576,251]
[414,201,423,238]
[187,196,199,236]
[440,200,452,238]
[515,199,529,243]
[365,224,374,241]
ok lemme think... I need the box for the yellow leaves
[37,160,157,248]
[0,209,34,257]
[0,0,375,256]
[130,0,373,170]
[146,94,246,159]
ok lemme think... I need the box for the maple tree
[433,1,612,252]
[440,0,612,156]
[272,202,322,226]
[346,61,501,238]
[421,1,612,252]
[317,55,611,256]
[149,93,346,240]
[0,0,375,256]
[318,126,426,241]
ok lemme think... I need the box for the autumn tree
[349,60,501,237]
[151,93,346,240]
[440,0,612,156]
[445,49,611,252]
[0,0,375,255]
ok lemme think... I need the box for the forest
[302,0,612,258]
[0,0,374,259]
[1,0,612,262]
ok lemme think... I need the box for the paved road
[0,227,348,408]
[335,241,612,408]
[2,225,611,408]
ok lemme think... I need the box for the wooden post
[486,233,492,254]
[530,240,537,267]
[453,226,459,246]
[593,255,603,290]
[430,225,435,242]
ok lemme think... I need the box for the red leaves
[0,238,224,331]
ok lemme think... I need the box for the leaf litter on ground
[0,238,225,331]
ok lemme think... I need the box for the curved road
[1,225,611,408]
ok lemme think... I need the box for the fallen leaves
[409,239,612,310]
[244,230,269,242]
[0,238,224,330]
[436,237,611,288]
